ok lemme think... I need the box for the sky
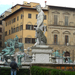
[0,0,75,15]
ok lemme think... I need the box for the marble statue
[34,5,47,45]
[36,28,47,45]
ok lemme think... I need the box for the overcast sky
[0,0,75,15]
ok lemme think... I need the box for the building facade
[47,5,75,55]
[3,2,48,51]
[0,11,11,52]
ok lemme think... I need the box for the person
[10,58,19,75]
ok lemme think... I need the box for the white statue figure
[34,5,47,46]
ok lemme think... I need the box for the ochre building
[3,2,48,51]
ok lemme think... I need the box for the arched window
[65,35,69,45]
[54,35,58,44]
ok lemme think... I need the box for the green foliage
[0,67,30,75]
[31,66,51,75]
[31,66,75,75]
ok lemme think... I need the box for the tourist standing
[10,58,19,75]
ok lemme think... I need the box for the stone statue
[36,28,47,45]
[34,4,47,45]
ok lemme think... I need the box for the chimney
[45,1,47,7]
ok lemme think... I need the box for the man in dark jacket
[10,58,19,75]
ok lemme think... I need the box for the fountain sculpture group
[0,4,74,68]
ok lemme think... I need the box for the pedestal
[31,45,53,63]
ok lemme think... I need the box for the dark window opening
[44,15,46,20]
[5,31,7,36]
[54,15,58,25]
[0,35,2,40]
[17,16,19,21]
[25,38,32,43]
[9,30,10,35]
[65,16,68,26]
[16,27,19,32]
[54,35,57,44]
[20,25,23,31]
[65,35,69,45]
[26,25,33,30]
[28,14,31,18]
[36,14,38,19]
[21,14,23,19]
[0,20,2,25]
[0,28,2,32]
[0,41,2,47]
[19,38,22,42]
[34,25,37,30]
[25,38,36,44]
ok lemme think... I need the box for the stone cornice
[48,25,75,30]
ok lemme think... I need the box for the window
[65,35,69,45]
[19,38,22,42]
[9,21,11,25]
[13,28,15,33]
[0,41,2,47]
[20,25,23,31]
[6,23,7,26]
[54,35,57,44]
[25,38,36,44]
[5,31,7,36]
[36,14,38,19]
[0,35,2,40]
[25,38,32,43]
[17,16,19,21]
[9,30,10,35]
[0,28,2,32]
[13,18,16,22]
[28,14,31,18]
[16,27,19,32]
[44,15,46,20]
[54,15,58,25]
[0,20,2,25]
[32,38,36,44]
[21,14,23,19]
[65,16,68,26]
[26,25,33,30]
[34,25,37,30]
[11,28,13,33]
[12,18,16,23]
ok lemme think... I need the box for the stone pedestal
[31,45,53,63]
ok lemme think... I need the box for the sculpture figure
[17,53,24,67]
[34,4,47,45]
[14,35,19,44]
[0,35,24,65]
[36,28,47,45]
[52,50,65,57]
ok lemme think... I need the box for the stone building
[47,5,75,60]
[0,10,11,52]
